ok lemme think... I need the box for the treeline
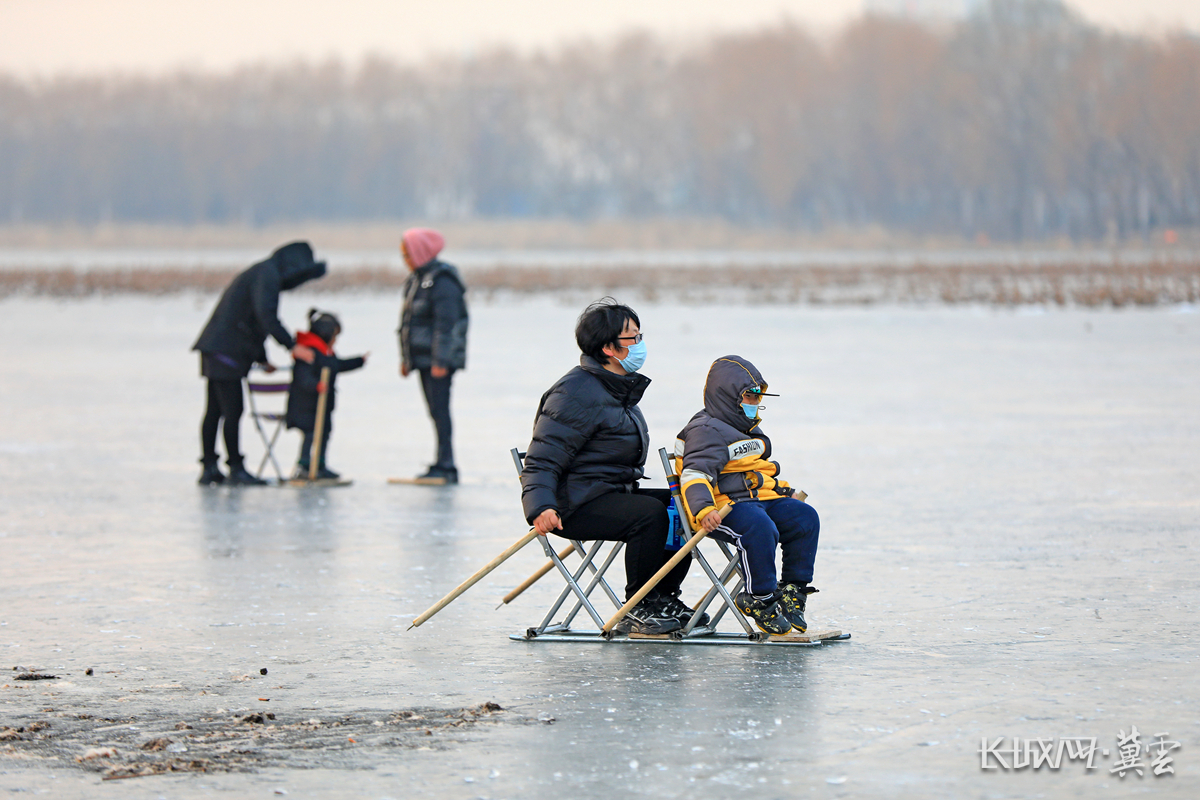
[2,0,1198,242]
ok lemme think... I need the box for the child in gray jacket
[674,355,819,634]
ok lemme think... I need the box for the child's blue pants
[711,497,819,596]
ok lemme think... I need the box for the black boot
[226,466,268,487]
[415,465,458,485]
[198,462,225,486]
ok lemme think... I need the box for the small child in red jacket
[286,309,368,479]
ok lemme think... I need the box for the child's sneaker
[612,596,683,635]
[780,584,818,633]
[735,590,792,635]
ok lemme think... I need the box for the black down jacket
[398,260,468,371]
[520,356,652,524]
[192,242,327,377]
[285,348,365,432]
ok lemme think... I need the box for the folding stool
[508,449,631,640]
[657,446,756,639]
[245,368,292,482]
[658,447,850,646]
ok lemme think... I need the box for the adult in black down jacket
[397,228,468,484]
[519,299,695,636]
[192,241,326,486]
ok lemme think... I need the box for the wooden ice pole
[308,366,331,481]
[409,529,541,629]
[600,502,733,635]
[497,542,578,609]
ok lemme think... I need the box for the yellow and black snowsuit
[673,355,796,528]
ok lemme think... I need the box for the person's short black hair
[307,308,341,344]
[575,298,640,365]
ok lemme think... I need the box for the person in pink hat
[397,228,469,484]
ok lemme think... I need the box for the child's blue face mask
[741,389,764,419]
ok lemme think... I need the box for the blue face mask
[740,402,760,419]
[619,341,647,374]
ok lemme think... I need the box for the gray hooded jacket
[673,355,795,526]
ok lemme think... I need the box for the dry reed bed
[1,261,1198,306]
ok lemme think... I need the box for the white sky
[1,0,1197,78]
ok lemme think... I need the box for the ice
[1,294,1198,797]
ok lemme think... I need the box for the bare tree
[1,0,1198,241]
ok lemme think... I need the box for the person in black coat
[286,309,368,480]
[397,228,468,484]
[192,241,326,486]
[519,299,697,636]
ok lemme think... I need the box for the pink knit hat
[401,228,445,268]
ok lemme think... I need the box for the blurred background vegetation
[1,0,1198,245]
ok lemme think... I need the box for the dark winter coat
[193,242,327,378]
[285,332,365,432]
[520,356,652,524]
[398,259,468,371]
[673,355,796,526]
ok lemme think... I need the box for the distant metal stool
[245,368,292,482]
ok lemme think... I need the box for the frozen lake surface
[1,292,1198,798]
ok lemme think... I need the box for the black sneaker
[660,591,711,629]
[612,596,682,635]
[226,467,268,487]
[734,590,792,635]
[316,466,341,480]
[780,584,817,633]
[198,463,225,486]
